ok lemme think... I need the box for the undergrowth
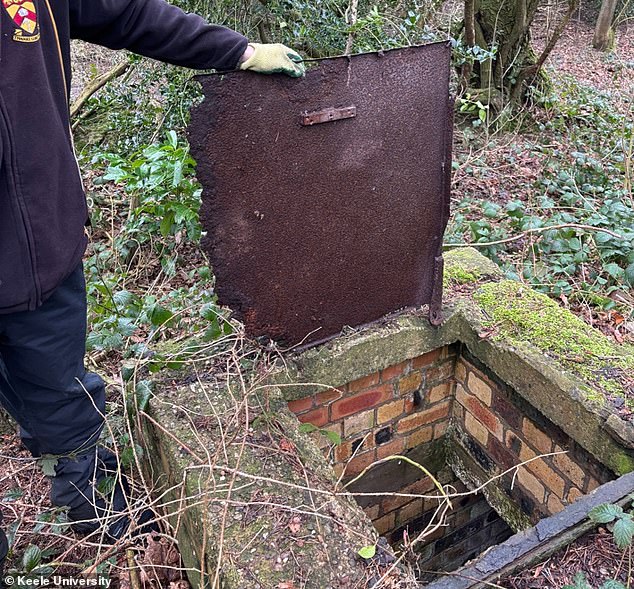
[448,76,634,326]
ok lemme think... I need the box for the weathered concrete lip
[423,471,634,588]
[277,289,634,475]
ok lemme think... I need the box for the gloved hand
[239,43,305,77]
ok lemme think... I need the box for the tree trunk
[466,0,578,107]
[593,0,618,51]
[469,0,541,106]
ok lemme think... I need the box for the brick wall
[386,470,512,579]
[453,351,612,523]
[288,345,457,478]
[287,342,614,576]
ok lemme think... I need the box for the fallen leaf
[477,327,497,340]
[278,582,296,589]
[288,516,301,534]
[279,438,294,452]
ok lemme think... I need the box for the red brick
[331,385,392,420]
[344,450,376,476]
[492,392,522,429]
[411,349,441,370]
[396,499,423,526]
[397,401,451,433]
[464,412,489,446]
[434,421,448,439]
[553,448,586,489]
[547,493,564,514]
[297,406,328,427]
[517,468,545,503]
[464,396,502,439]
[429,383,452,404]
[522,419,553,454]
[377,399,404,424]
[382,491,416,514]
[365,504,380,520]
[406,426,433,448]
[567,487,584,504]
[380,361,410,382]
[316,387,344,404]
[399,372,423,394]
[426,361,454,383]
[376,437,406,460]
[526,458,566,499]
[335,441,352,463]
[348,373,380,392]
[455,360,468,384]
[344,410,374,437]
[403,476,436,496]
[467,372,492,405]
[373,511,395,535]
[506,431,522,456]
[288,396,313,414]
[487,435,517,471]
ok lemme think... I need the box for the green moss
[612,452,634,476]
[443,247,504,286]
[474,280,634,402]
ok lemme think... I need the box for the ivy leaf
[604,262,623,279]
[358,544,376,560]
[625,263,634,287]
[612,516,634,549]
[589,503,623,523]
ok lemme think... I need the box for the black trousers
[0,265,126,533]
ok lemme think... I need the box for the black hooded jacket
[0,0,247,313]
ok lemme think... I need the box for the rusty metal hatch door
[189,42,453,348]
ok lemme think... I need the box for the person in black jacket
[0,0,304,562]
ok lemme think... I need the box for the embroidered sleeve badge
[2,0,40,42]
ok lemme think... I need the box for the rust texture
[189,42,453,347]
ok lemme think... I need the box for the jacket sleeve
[68,0,248,71]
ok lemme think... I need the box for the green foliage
[6,543,58,579]
[458,93,490,127]
[589,502,634,549]
[298,422,342,445]
[358,544,376,559]
[96,130,202,251]
[563,572,626,589]
[82,130,234,356]
[448,78,634,318]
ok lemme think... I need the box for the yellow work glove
[239,43,305,77]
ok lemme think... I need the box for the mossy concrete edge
[139,377,384,589]
[275,248,634,475]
